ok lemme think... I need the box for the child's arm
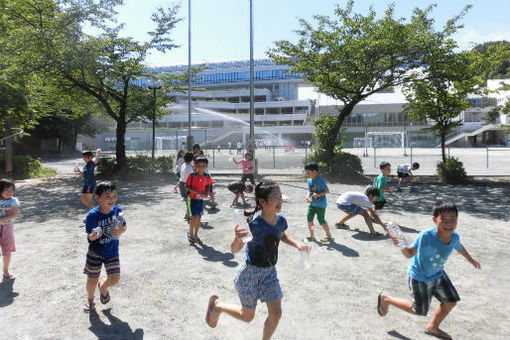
[457,246,481,269]
[185,184,206,198]
[280,232,306,251]
[94,148,101,164]
[231,224,247,254]
[311,187,329,200]
[0,206,19,224]
[400,245,417,258]
[369,208,387,230]
[232,158,241,165]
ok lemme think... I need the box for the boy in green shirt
[373,161,395,216]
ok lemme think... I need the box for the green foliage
[312,113,345,154]
[436,157,467,184]
[0,154,57,179]
[306,148,363,183]
[97,155,174,177]
[473,41,510,79]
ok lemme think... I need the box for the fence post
[410,145,413,164]
[305,143,307,157]
[373,146,377,168]
[212,145,215,168]
[486,147,489,168]
[273,146,276,169]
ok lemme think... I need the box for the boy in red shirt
[185,157,213,244]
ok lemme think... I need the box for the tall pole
[148,85,161,159]
[187,0,193,151]
[249,0,256,172]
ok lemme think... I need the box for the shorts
[337,203,363,215]
[408,272,460,316]
[234,263,283,309]
[397,172,410,178]
[179,181,187,199]
[241,174,255,185]
[0,224,16,256]
[82,184,95,194]
[374,200,387,210]
[307,206,327,225]
[83,249,120,279]
[187,198,204,217]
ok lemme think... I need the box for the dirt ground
[0,174,509,340]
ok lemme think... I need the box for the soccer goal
[366,131,409,154]
[353,137,373,148]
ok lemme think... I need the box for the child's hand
[471,259,481,269]
[389,234,400,247]
[299,243,312,253]
[311,193,319,200]
[234,224,249,240]
[89,228,103,240]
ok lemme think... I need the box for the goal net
[366,131,408,154]
[353,137,373,148]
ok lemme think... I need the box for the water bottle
[386,222,408,249]
[111,212,125,240]
[299,244,313,270]
[93,226,102,236]
[234,209,252,243]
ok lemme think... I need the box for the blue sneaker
[409,185,419,193]
[396,186,403,192]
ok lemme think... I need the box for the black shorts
[241,174,255,185]
[397,172,410,178]
[374,200,387,210]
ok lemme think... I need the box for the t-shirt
[83,161,96,187]
[245,213,288,267]
[185,172,213,200]
[307,175,328,208]
[180,163,193,182]
[85,205,126,258]
[336,192,373,210]
[240,159,253,174]
[175,157,184,173]
[0,197,20,222]
[408,227,463,282]
[228,181,246,193]
[374,174,388,202]
[397,163,411,174]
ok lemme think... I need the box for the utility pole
[187,0,193,151]
[249,0,257,174]
[148,85,162,159]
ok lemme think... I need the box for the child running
[172,150,186,194]
[304,163,333,242]
[205,180,310,340]
[185,157,213,244]
[233,152,256,185]
[335,186,387,237]
[377,201,480,340]
[227,181,253,208]
[79,148,101,210]
[83,181,127,312]
[0,179,20,279]
[373,161,396,213]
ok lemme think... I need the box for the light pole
[249,0,256,174]
[148,84,162,159]
[187,0,193,151]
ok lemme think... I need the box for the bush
[97,155,174,177]
[437,157,467,184]
[306,149,364,183]
[0,154,57,179]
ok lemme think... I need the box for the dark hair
[244,152,252,158]
[432,201,458,217]
[95,181,117,196]
[194,156,208,165]
[365,186,380,198]
[379,161,391,170]
[184,152,194,162]
[245,184,254,193]
[412,162,420,169]
[304,162,319,172]
[82,151,93,157]
[192,143,201,150]
[245,180,280,221]
[0,178,15,193]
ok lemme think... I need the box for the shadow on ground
[0,278,18,307]
[192,243,238,267]
[387,330,412,340]
[312,240,359,257]
[89,308,143,340]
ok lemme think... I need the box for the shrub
[437,157,467,184]
[0,154,57,179]
[306,149,364,183]
[97,155,174,176]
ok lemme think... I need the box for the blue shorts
[337,203,362,215]
[187,198,204,217]
[179,181,187,199]
[234,263,283,309]
[82,184,95,194]
[408,272,460,316]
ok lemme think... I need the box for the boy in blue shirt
[79,149,100,210]
[82,181,127,312]
[304,163,333,242]
[377,201,480,340]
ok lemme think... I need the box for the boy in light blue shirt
[304,163,333,242]
[377,201,480,340]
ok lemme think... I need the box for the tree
[267,1,446,159]
[473,41,510,79]
[403,38,505,162]
[2,0,183,169]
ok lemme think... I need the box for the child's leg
[426,302,456,338]
[190,216,200,237]
[86,276,99,304]
[360,211,377,234]
[99,273,120,294]
[207,296,256,326]
[379,293,416,316]
[3,254,11,276]
[262,298,282,340]
[80,193,94,209]
[240,192,246,205]
[306,206,316,238]
[231,192,240,207]
[316,208,332,238]
[336,214,355,226]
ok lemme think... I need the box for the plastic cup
[299,244,313,270]
[241,230,253,243]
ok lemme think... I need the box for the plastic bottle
[299,244,313,270]
[234,209,252,243]
[386,222,408,249]
[93,227,102,236]
[111,212,125,240]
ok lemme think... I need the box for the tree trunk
[116,111,127,169]
[440,130,446,162]
[326,101,357,158]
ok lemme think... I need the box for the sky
[104,0,510,66]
